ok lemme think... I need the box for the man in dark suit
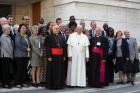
[102,23,109,37]
[89,21,97,38]
[59,23,67,41]
[22,16,31,37]
[7,15,16,40]
[59,23,68,80]
[89,21,107,38]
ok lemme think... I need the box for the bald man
[88,27,109,88]
[124,30,139,85]
[45,25,66,89]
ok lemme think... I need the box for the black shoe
[67,86,75,88]
[76,86,86,88]
[16,85,22,89]
[130,81,134,86]
[36,83,41,87]
[39,83,45,87]
[8,84,12,89]
[2,84,11,89]
[120,81,124,84]
[3,85,8,88]
[32,83,36,87]
[22,84,29,87]
[116,82,122,84]
[32,83,38,88]
[116,81,124,84]
[126,80,130,83]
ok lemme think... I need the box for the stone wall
[12,4,32,24]
[10,0,140,45]
[41,0,140,45]
[41,0,55,24]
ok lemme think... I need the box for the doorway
[32,2,41,25]
[0,4,12,18]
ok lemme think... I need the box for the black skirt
[115,57,125,73]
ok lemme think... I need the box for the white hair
[0,17,8,25]
[0,17,7,22]
[13,24,19,30]
[13,24,19,32]
[2,24,10,30]
[77,25,83,28]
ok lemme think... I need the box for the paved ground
[1,73,140,93]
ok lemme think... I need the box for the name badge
[97,42,101,46]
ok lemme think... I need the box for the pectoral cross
[77,35,81,46]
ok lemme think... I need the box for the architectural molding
[53,0,140,9]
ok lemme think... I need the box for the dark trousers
[126,60,136,82]
[1,58,12,85]
[107,55,114,83]
[15,58,28,85]
[0,58,2,83]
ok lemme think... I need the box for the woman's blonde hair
[31,25,38,32]
[116,30,123,36]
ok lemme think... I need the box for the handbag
[132,58,140,73]
[123,59,132,73]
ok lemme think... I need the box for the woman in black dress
[106,27,115,83]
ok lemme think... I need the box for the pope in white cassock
[66,25,90,87]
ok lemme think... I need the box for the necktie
[92,30,95,37]
[62,32,66,40]
[104,31,106,37]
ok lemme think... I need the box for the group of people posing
[0,15,139,89]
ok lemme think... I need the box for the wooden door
[32,2,41,25]
[0,4,11,17]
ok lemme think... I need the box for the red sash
[92,47,105,83]
[51,48,63,55]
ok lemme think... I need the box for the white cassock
[66,32,90,87]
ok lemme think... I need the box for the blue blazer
[112,38,129,59]
[14,33,30,58]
